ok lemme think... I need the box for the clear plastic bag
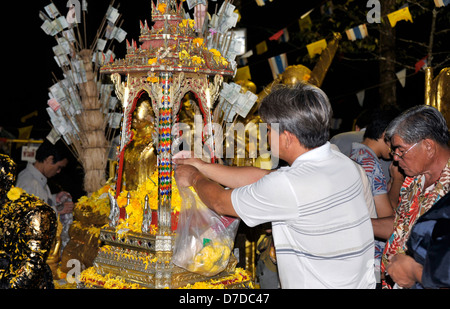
[172,186,240,277]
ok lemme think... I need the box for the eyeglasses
[390,140,421,160]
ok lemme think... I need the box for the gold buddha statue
[123,97,157,191]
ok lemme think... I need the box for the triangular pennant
[396,69,406,87]
[269,29,284,41]
[415,56,428,73]
[356,90,365,107]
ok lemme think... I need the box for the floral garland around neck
[381,158,450,288]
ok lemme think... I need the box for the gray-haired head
[258,82,333,149]
[385,105,450,146]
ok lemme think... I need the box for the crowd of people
[174,82,450,289]
[1,81,449,289]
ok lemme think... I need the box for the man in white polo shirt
[174,82,376,289]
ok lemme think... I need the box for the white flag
[356,90,365,107]
[396,69,406,87]
[82,0,88,11]
[106,6,120,23]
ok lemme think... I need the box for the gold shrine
[78,0,252,289]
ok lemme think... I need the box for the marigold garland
[75,184,112,218]
[79,266,253,289]
[114,171,182,234]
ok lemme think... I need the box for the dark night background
[1,0,446,200]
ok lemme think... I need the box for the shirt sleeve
[231,171,298,227]
[16,175,56,211]
[16,177,43,199]
[370,162,388,196]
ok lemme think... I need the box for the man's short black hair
[363,109,400,141]
[35,139,70,164]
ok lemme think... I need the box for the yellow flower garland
[76,184,112,217]
[115,171,182,234]
[79,266,253,289]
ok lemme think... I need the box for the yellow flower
[209,49,221,57]
[147,76,159,83]
[191,56,204,65]
[7,187,24,201]
[101,184,111,194]
[117,190,129,208]
[180,19,195,29]
[157,3,167,14]
[193,38,204,47]
[179,50,189,60]
[148,58,157,65]
[188,241,231,275]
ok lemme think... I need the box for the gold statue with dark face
[1,154,57,289]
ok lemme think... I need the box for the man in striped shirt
[174,83,376,288]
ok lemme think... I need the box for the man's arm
[175,164,238,217]
[387,163,404,210]
[174,157,271,189]
[373,194,395,217]
[386,254,423,288]
[372,216,395,240]
[192,173,238,217]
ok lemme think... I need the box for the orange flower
[117,190,129,208]
[193,38,204,47]
[147,76,159,83]
[157,3,167,14]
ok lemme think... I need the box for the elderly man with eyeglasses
[375,105,450,289]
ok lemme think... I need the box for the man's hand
[56,191,74,215]
[59,201,74,214]
[386,253,423,288]
[174,164,202,188]
[173,151,205,170]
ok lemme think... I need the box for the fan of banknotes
[39,0,125,193]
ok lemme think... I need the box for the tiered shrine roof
[101,0,234,77]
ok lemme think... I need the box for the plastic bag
[172,186,240,277]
